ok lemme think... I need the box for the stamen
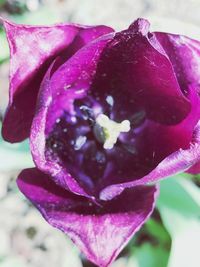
[94,114,131,149]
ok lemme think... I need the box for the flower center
[93,114,131,149]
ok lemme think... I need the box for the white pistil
[95,114,131,149]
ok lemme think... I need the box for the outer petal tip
[129,18,150,35]
[1,18,114,143]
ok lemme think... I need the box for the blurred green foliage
[12,7,61,25]
[0,0,6,8]
[0,29,9,64]
[131,243,169,267]
[0,123,33,171]
[157,176,200,267]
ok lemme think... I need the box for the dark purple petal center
[45,87,161,193]
[34,26,192,196]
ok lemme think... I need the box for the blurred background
[0,1,200,267]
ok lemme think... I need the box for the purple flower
[2,17,200,266]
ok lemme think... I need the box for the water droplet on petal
[64,84,71,90]
[74,136,87,150]
[96,151,106,164]
[71,116,77,124]
[53,143,58,149]
[106,95,114,107]
[123,144,137,154]
[80,105,94,120]
[75,88,85,95]
[130,110,146,127]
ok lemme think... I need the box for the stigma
[94,114,131,149]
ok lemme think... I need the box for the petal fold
[155,32,200,95]
[17,168,158,267]
[92,19,191,126]
[128,18,150,35]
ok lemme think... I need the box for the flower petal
[30,19,193,199]
[30,33,114,198]
[17,167,158,267]
[187,161,200,174]
[1,19,113,142]
[100,119,200,200]
[91,18,190,126]
[155,32,200,95]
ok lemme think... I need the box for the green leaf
[11,7,62,25]
[128,217,170,267]
[157,175,200,267]
[0,146,33,171]
[0,258,26,267]
[145,218,171,245]
[0,30,9,64]
[0,0,6,7]
[157,175,200,231]
[0,124,33,171]
[128,243,169,267]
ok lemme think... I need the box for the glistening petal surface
[17,167,158,267]
[30,19,193,200]
[155,32,200,95]
[30,33,114,198]
[1,19,113,142]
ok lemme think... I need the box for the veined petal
[1,18,113,142]
[17,168,158,267]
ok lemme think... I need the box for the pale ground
[46,0,200,30]
[1,1,200,267]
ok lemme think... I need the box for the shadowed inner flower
[43,30,191,196]
[45,88,163,194]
